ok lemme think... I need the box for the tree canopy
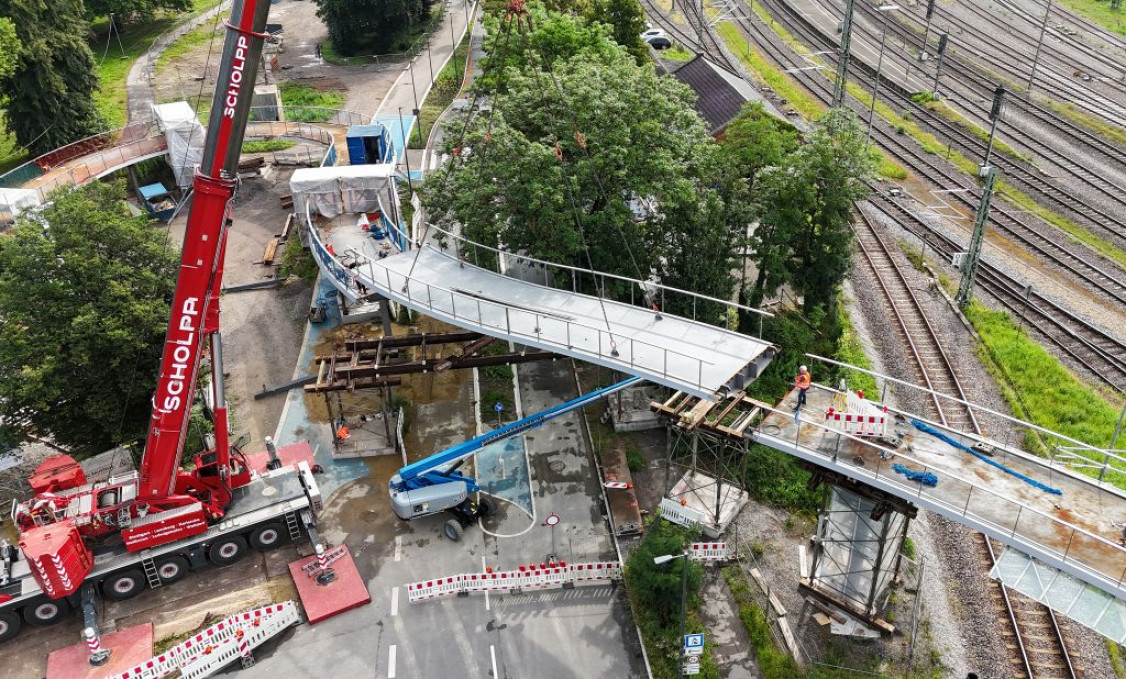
[424,11,745,317]
[0,17,19,83]
[0,0,103,155]
[744,108,876,313]
[314,0,438,55]
[0,182,178,453]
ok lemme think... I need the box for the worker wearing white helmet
[794,365,811,410]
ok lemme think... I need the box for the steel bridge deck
[315,223,775,399]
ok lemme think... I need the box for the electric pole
[832,0,857,108]
[956,85,1006,309]
[904,0,936,84]
[931,33,949,98]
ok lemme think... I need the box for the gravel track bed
[859,208,1117,678]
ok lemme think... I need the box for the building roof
[672,56,787,134]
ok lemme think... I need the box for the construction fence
[406,561,622,603]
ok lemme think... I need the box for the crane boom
[138,0,270,507]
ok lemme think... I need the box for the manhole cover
[548,460,566,473]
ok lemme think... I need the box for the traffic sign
[686,654,701,664]
[544,513,560,527]
[494,402,504,413]
[684,633,705,651]
[683,664,700,675]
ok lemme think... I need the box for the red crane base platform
[46,622,153,679]
[288,546,370,624]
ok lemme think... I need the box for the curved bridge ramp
[312,229,775,400]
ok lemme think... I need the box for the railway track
[980,535,1079,679]
[854,206,1079,678]
[756,0,1126,261]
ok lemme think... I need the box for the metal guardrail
[303,204,716,392]
[755,375,1126,600]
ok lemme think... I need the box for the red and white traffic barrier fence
[406,561,622,604]
[109,601,300,679]
[689,541,730,562]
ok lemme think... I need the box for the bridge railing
[755,382,1126,598]
[0,119,161,190]
[809,354,1126,493]
[304,204,713,391]
[417,220,773,340]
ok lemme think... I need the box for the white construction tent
[152,101,205,189]
[290,164,397,219]
[0,188,42,222]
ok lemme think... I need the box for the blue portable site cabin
[346,124,394,165]
[137,182,177,222]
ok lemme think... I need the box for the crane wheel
[22,598,69,626]
[443,519,464,542]
[209,535,248,566]
[155,556,190,584]
[0,611,21,643]
[102,569,146,601]
[250,523,286,551]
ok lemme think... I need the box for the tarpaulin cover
[153,101,205,188]
[290,164,395,218]
[0,187,42,219]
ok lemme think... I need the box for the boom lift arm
[388,377,642,530]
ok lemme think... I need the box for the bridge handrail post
[450,289,456,317]
[963,485,973,516]
[477,299,482,324]
[1062,529,1076,563]
[629,338,634,368]
[505,308,511,335]
[1011,505,1024,540]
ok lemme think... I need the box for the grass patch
[1108,640,1126,679]
[661,45,694,63]
[723,566,800,678]
[835,302,878,396]
[407,25,472,150]
[155,16,224,74]
[1044,97,1126,147]
[0,113,27,175]
[90,0,225,127]
[242,139,296,153]
[1055,0,1126,37]
[321,40,373,66]
[279,241,319,282]
[278,82,346,122]
[964,300,1126,486]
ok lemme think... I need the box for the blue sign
[494,402,504,413]
[684,633,704,650]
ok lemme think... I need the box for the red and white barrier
[406,561,622,604]
[689,542,729,562]
[825,391,888,437]
[108,601,299,679]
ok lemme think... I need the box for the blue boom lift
[389,377,642,540]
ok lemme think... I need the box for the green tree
[0,181,178,453]
[719,102,799,190]
[747,108,875,313]
[85,0,191,22]
[426,15,744,310]
[314,0,437,55]
[625,518,703,627]
[587,0,648,64]
[0,17,19,83]
[0,0,102,155]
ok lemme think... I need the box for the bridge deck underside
[324,227,773,399]
[758,387,1126,599]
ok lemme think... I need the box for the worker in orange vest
[794,365,811,410]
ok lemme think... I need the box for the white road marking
[395,536,402,562]
[490,644,499,678]
[391,586,399,616]
[388,645,397,678]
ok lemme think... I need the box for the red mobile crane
[0,0,321,639]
